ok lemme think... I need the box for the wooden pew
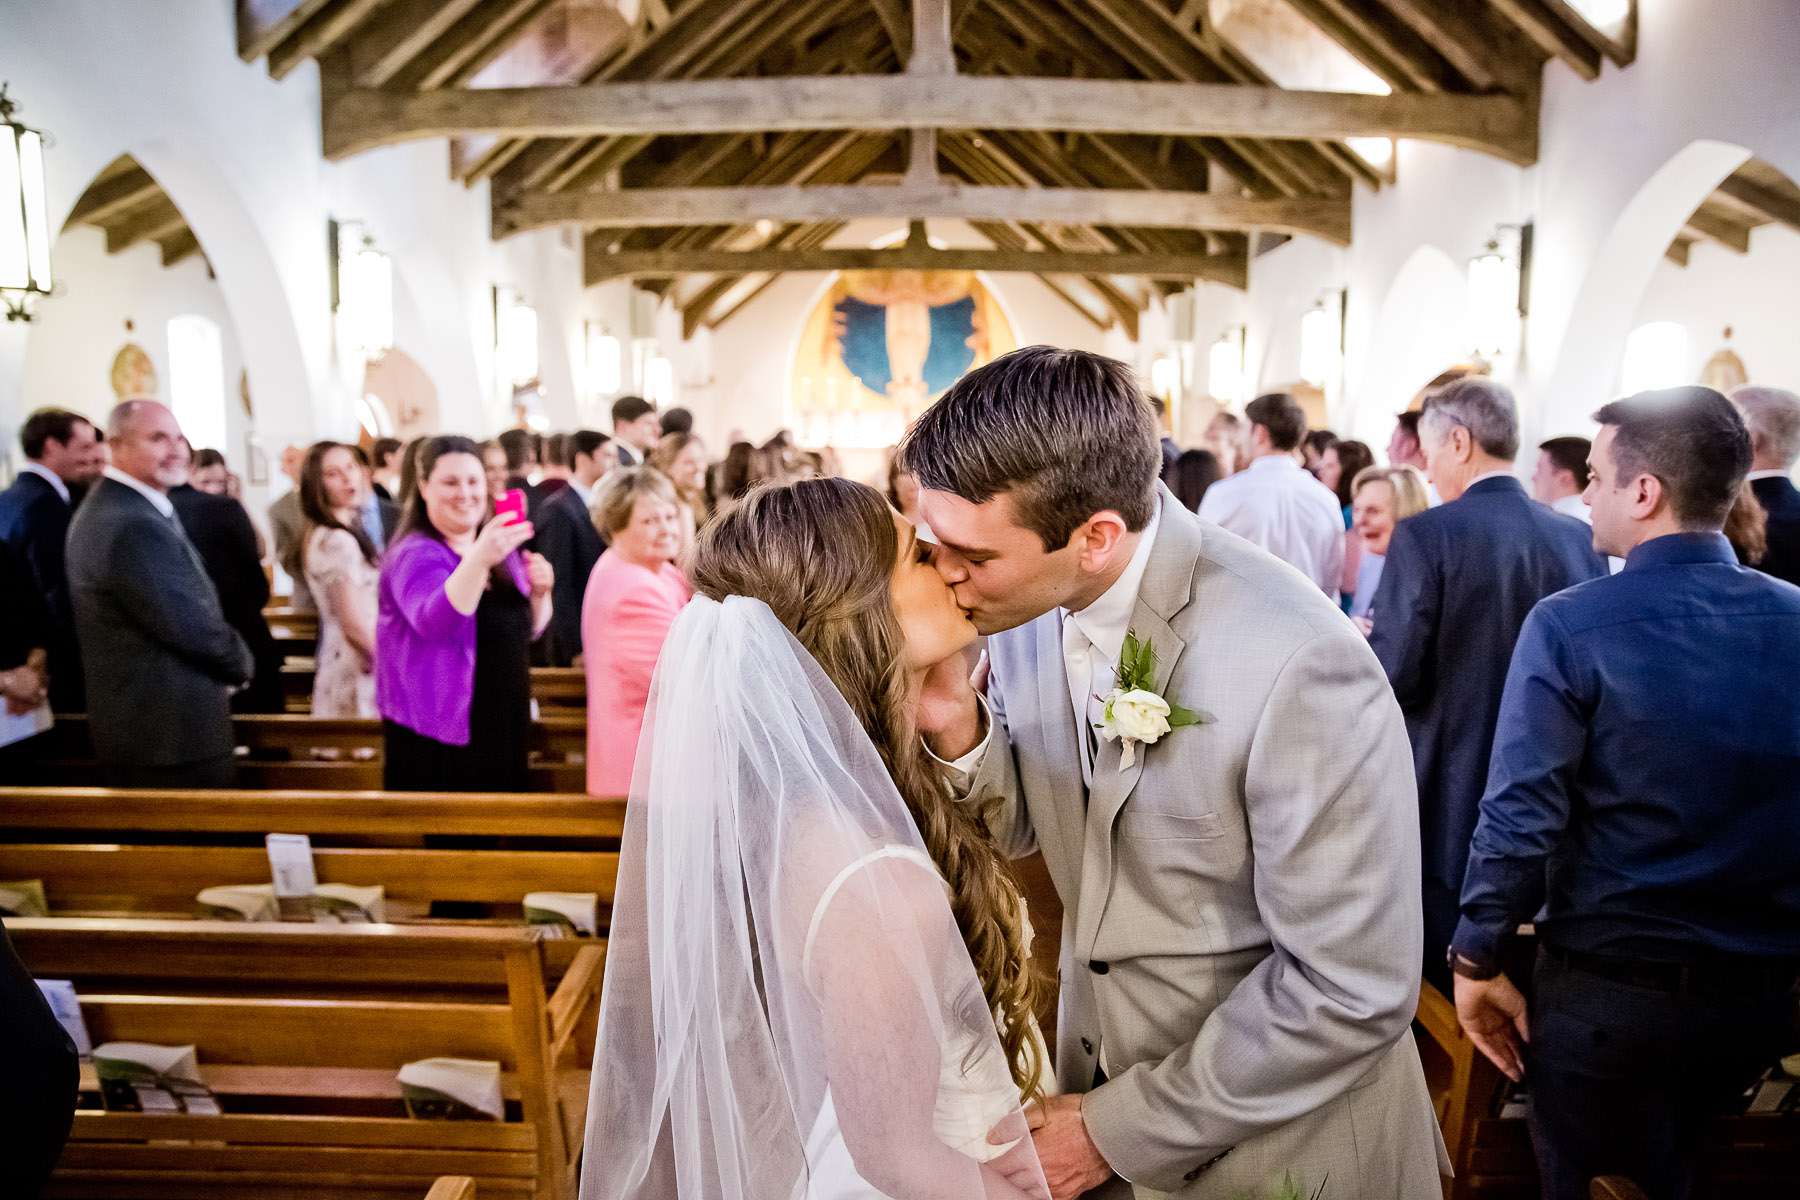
[0,786,623,926]
[13,917,597,1200]
[281,664,588,712]
[429,1180,479,1200]
[36,715,589,792]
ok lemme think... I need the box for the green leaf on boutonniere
[1119,632,1157,692]
[1167,703,1209,728]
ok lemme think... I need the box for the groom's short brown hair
[899,346,1160,549]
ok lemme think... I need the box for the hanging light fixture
[585,320,622,399]
[1467,223,1530,368]
[1,83,55,322]
[331,219,393,360]
[494,287,540,390]
[1208,325,1247,406]
[1299,290,1345,390]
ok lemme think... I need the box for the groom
[906,347,1443,1199]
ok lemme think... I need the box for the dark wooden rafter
[105,200,188,255]
[1487,0,1603,81]
[237,0,334,62]
[386,0,555,92]
[1663,158,1800,267]
[347,0,487,88]
[1376,0,1543,95]
[267,0,390,81]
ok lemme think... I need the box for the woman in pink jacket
[581,467,692,795]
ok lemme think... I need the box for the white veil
[580,595,1047,1200]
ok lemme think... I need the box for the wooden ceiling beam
[1664,237,1692,268]
[1683,206,1753,254]
[158,228,203,268]
[1487,0,1602,82]
[267,0,389,80]
[1376,0,1541,95]
[972,220,1119,334]
[105,201,189,254]
[66,167,162,228]
[1715,175,1800,234]
[870,0,911,63]
[503,183,1350,243]
[346,0,485,87]
[1280,0,1448,93]
[386,0,553,92]
[238,0,334,62]
[585,243,1248,286]
[323,75,1539,165]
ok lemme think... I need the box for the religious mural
[789,269,1016,449]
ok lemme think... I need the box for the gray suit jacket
[66,478,253,767]
[268,489,313,612]
[964,491,1443,1197]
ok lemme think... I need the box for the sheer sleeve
[305,527,358,591]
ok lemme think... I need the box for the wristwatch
[1447,946,1499,981]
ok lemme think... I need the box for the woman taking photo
[377,436,553,792]
[300,442,381,718]
[581,468,692,795]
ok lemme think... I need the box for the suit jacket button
[1184,1168,1202,1182]
[1089,960,1109,975]
[1080,1037,1094,1054]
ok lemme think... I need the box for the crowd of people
[3,351,1798,1199]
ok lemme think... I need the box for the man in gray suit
[66,401,252,788]
[903,347,1443,1200]
[267,444,313,612]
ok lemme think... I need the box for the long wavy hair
[691,476,1047,1101]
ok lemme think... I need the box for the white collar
[1246,454,1301,473]
[1747,469,1793,482]
[19,461,70,505]
[1550,492,1589,516]
[103,466,175,518]
[1065,495,1162,670]
[569,477,595,507]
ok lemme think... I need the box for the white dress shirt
[935,497,1163,787]
[1550,492,1591,523]
[102,466,175,519]
[1748,469,1794,483]
[20,461,71,505]
[1198,454,1345,599]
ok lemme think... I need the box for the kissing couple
[582,347,1447,1199]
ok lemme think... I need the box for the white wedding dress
[799,846,1050,1199]
[580,596,1049,1200]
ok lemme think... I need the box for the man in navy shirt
[1450,386,1800,1200]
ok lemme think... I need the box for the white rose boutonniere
[1094,632,1209,770]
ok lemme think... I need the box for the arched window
[166,314,226,453]
[1619,321,1691,396]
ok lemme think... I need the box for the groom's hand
[917,649,988,761]
[1018,1094,1112,1200]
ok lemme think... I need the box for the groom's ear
[1071,510,1131,572]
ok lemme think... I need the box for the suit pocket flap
[1116,810,1224,840]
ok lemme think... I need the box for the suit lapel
[1073,487,1202,960]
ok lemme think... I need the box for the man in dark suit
[1731,384,1800,585]
[66,402,253,788]
[0,409,103,712]
[533,429,610,666]
[170,467,285,715]
[1369,377,1607,989]
[1452,388,1800,1200]
[610,394,660,467]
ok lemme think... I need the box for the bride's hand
[983,1110,1050,1200]
[917,649,988,761]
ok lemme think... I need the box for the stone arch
[1344,244,1468,445]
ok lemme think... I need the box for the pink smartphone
[493,488,528,526]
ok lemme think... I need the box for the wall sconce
[493,286,539,390]
[1149,352,1182,405]
[1208,325,1248,407]
[1468,223,1531,366]
[330,219,393,359]
[1299,290,1345,390]
[644,353,676,408]
[585,321,622,399]
[0,83,55,322]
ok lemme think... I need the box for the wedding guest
[377,436,552,792]
[395,436,428,508]
[347,444,398,554]
[649,430,710,544]
[611,395,661,466]
[886,450,922,525]
[1347,465,1430,627]
[1301,428,1337,476]
[1531,436,1593,521]
[480,439,511,505]
[496,427,542,518]
[1369,378,1606,988]
[170,445,284,714]
[1198,392,1346,598]
[1320,439,1375,608]
[533,429,610,667]
[581,468,691,795]
[67,401,252,787]
[538,432,571,500]
[1452,387,1800,1200]
[715,440,769,509]
[189,447,231,495]
[1201,409,1243,476]
[369,436,403,501]
[267,444,313,611]
[1724,481,1769,568]
[1387,410,1428,472]
[659,406,694,437]
[1169,447,1223,513]
[299,442,380,718]
[0,408,102,711]
[1731,384,1800,585]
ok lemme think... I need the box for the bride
[580,477,1052,1200]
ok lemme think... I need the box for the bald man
[65,402,252,788]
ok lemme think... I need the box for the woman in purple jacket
[376,436,553,792]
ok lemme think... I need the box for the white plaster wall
[0,0,592,464]
[1629,223,1800,400]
